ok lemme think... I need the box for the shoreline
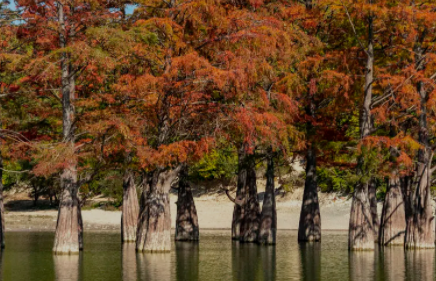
[4,189,362,232]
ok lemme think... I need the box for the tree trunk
[348,11,375,251]
[379,176,406,246]
[53,1,81,254]
[298,146,321,242]
[122,171,139,243]
[258,153,277,244]
[368,180,379,242]
[0,149,5,248]
[136,167,181,252]
[175,166,199,241]
[404,46,435,248]
[231,146,260,242]
[53,163,81,254]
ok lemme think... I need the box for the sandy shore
[3,188,375,232]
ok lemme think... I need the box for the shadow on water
[176,242,199,281]
[405,249,434,281]
[53,253,81,281]
[122,243,137,281]
[136,250,171,281]
[232,242,276,281]
[299,243,321,281]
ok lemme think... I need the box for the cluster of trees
[1,0,436,254]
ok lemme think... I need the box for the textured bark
[122,171,139,243]
[298,146,321,242]
[136,167,180,252]
[379,176,406,246]
[175,166,199,241]
[53,163,81,254]
[368,180,379,242]
[0,150,5,248]
[348,12,375,251]
[122,243,137,281]
[231,147,260,242]
[404,63,435,248]
[258,153,277,244]
[53,1,82,254]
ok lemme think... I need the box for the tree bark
[231,146,260,242]
[258,152,277,244]
[122,170,139,243]
[136,167,181,252]
[348,11,375,251]
[231,147,260,243]
[368,180,379,242]
[379,175,406,246]
[175,166,199,241]
[404,44,435,249]
[0,149,5,248]
[53,1,81,254]
[298,146,321,242]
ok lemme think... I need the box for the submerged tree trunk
[53,163,81,254]
[0,149,5,248]
[175,166,199,241]
[379,175,406,246]
[231,147,260,242]
[368,180,379,242]
[122,171,139,243]
[349,11,375,251]
[136,167,181,252]
[404,45,435,248]
[259,153,277,244]
[298,146,321,242]
[53,2,81,254]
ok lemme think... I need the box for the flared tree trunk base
[348,186,374,251]
[175,189,199,242]
[405,218,435,249]
[298,190,321,242]
[53,168,81,255]
[122,172,140,243]
[240,197,261,243]
[259,154,277,245]
[136,193,171,252]
[379,177,406,246]
[53,203,81,255]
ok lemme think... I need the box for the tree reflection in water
[349,251,375,280]
[122,243,137,281]
[176,242,199,281]
[299,243,321,281]
[137,251,171,281]
[405,249,434,281]
[232,242,276,281]
[53,254,80,281]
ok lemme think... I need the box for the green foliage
[190,147,238,180]
[317,166,354,193]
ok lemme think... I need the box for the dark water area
[0,230,434,281]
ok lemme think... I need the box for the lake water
[0,230,434,281]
